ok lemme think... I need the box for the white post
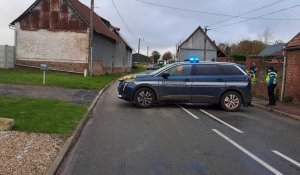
[43,71,46,85]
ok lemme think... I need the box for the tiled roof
[258,43,285,56]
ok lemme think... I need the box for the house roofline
[178,26,227,57]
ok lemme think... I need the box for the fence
[0,45,14,69]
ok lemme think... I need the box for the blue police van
[118,61,252,112]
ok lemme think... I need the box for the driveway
[58,82,300,175]
[0,84,98,105]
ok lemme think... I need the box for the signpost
[40,64,48,85]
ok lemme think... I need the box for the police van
[118,60,252,112]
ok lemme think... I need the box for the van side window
[194,65,223,76]
[166,65,192,76]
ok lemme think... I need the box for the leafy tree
[231,40,266,56]
[162,51,173,61]
[218,42,232,55]
[151,51,161,63]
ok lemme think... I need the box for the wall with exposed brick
[16,60,87,73]
[284,49,300,102]
[15,22,88,65]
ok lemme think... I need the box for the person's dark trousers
[267,84,277,105]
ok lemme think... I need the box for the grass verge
[0,96,87,137]
[0,67,147,89]
[0,68,118,90]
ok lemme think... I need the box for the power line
[208,0,286,27]
[136,0,300,21]
[112,0,139,40]
[212,4,300,30]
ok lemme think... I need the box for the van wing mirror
[161,72,170,78]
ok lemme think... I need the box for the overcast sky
[1,0,300,55]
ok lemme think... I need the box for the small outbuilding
[177,26,226,62]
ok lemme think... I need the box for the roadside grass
[0,67,146,89]
[0,96,87,137]
[0,68,118,90]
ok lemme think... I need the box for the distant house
[177,26,226,62]
[284,33,300,102]
[132,53,150,64]
[9,0,132,75]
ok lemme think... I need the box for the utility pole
[203,27,208,61]
[147,46,149,57]
[138,38,141,63]
[88,0,94,76]
[147,46,149,65]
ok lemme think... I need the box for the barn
[177,26,226,62]
[9,0,132,75]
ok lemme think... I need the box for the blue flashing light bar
[189,57,199,63]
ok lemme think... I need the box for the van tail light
[247,75,252,82]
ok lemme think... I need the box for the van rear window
[221,65,244,75]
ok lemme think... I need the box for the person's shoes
[266,104,275,107]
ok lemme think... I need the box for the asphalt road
[58,82,300,175]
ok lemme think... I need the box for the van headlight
[119,75,136,82]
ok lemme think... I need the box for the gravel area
[0,131,63,175]
[0,84,98,105]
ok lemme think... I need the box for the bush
[283,96,293,103]
[132,65,139,70]
[230,54,246,61]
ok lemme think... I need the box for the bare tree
[274,39,284,44]
[258,27,274,45]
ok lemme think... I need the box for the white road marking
[177,105,199,119]
[272,150,300,168]
[212,129,283,175]
[200,109,244,133]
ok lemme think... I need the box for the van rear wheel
[220,91,242,112]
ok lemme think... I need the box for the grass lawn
[0,96,87,136]
[0,68,118,90]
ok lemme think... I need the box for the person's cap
[268,66,274,71]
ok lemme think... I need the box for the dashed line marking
[177,105,199,119]
[272,150,300,168]
[213,129,283,175]
[200,109,244,133]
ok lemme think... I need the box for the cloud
[1,0,299,54]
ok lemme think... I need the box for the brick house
[9,0,132,75]
[283,32,300,102]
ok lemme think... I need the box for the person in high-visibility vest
[246,68,256,84]
[266,66,277,106]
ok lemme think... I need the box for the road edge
[46,80,116,175]
[253,103,300,121]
